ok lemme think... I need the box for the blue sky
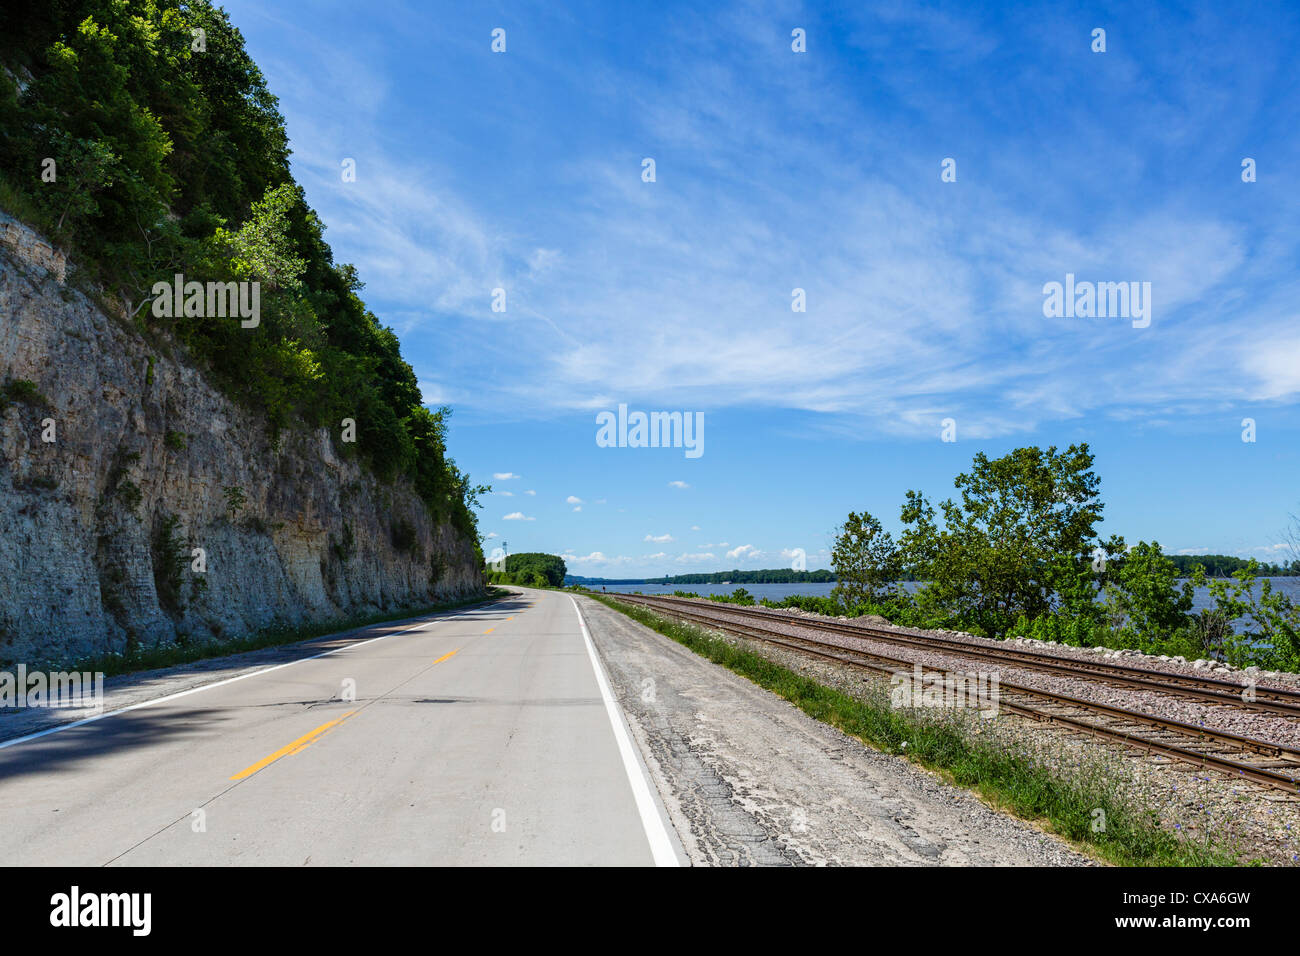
[221,0,1300,576]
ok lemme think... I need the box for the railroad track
[607,593,1300,794]
[614,593,1300,717]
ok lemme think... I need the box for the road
[1,587,1086,866]
[0,590,680,865]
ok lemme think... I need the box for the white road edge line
[0,610,479,751]
[570,595,680,867]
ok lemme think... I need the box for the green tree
[831,511,899,608]
[0,1,485,564]
[1203,560,1300,668]
[38,131,118,234]
[210,182,305,293]
[494,553,567,587]
[898,444,1109,637]
[1101,541,1195,650]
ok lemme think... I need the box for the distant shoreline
[565,557,1299,587]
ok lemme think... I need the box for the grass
[589,591,1252,867]
[35,588,508,680]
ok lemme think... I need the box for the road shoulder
[579,593,1091,866]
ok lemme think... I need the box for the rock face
[0,215,483,666]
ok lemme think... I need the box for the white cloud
[494,472,520,481]
[668,480,690,489]
[566,495,583,504]
[484,532,499,539]
[503,512,534,521]
[562,551,636,566]
[525,489,536,496]
[259,0,1300,449]
[498,490,514,497]
[418,380,449,405]
[675,552,717,564]
[726,544,760,561]
[1240,334,1300,401]
[645,533,674,543]
[691,525,701,531]
[573,506,582,512]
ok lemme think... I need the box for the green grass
[39,588,507,679]
[590,592,1252,867]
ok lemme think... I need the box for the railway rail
[615,593,1300,716]
[607,592,1300,794]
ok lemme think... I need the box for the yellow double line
[229,711,356,781]
[229,647,462,781]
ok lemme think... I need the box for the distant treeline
[565,554,1297,586]
[567,568,835,585]
[1170,555,1298,577]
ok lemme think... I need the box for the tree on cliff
[0,1,483,549]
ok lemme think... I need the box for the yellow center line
[433,649,459,665]
[483,627,495,634]
[229,710,356,781]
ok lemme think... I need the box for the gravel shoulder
[619,596,1300,865]
[579,594,1091,866]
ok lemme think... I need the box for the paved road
[0,590,679,865]
[3,587,1086,866]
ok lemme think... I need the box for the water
[591,578,1300,630]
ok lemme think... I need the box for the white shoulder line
[569,595,681,867]
[0,612,469,751]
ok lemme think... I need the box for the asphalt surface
[0,590,679,865]
[2,587,1086,866]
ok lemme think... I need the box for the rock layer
[0,216,482,666]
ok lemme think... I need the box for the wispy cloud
[242,0,1300,441]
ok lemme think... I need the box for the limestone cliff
[0,213,483,666]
